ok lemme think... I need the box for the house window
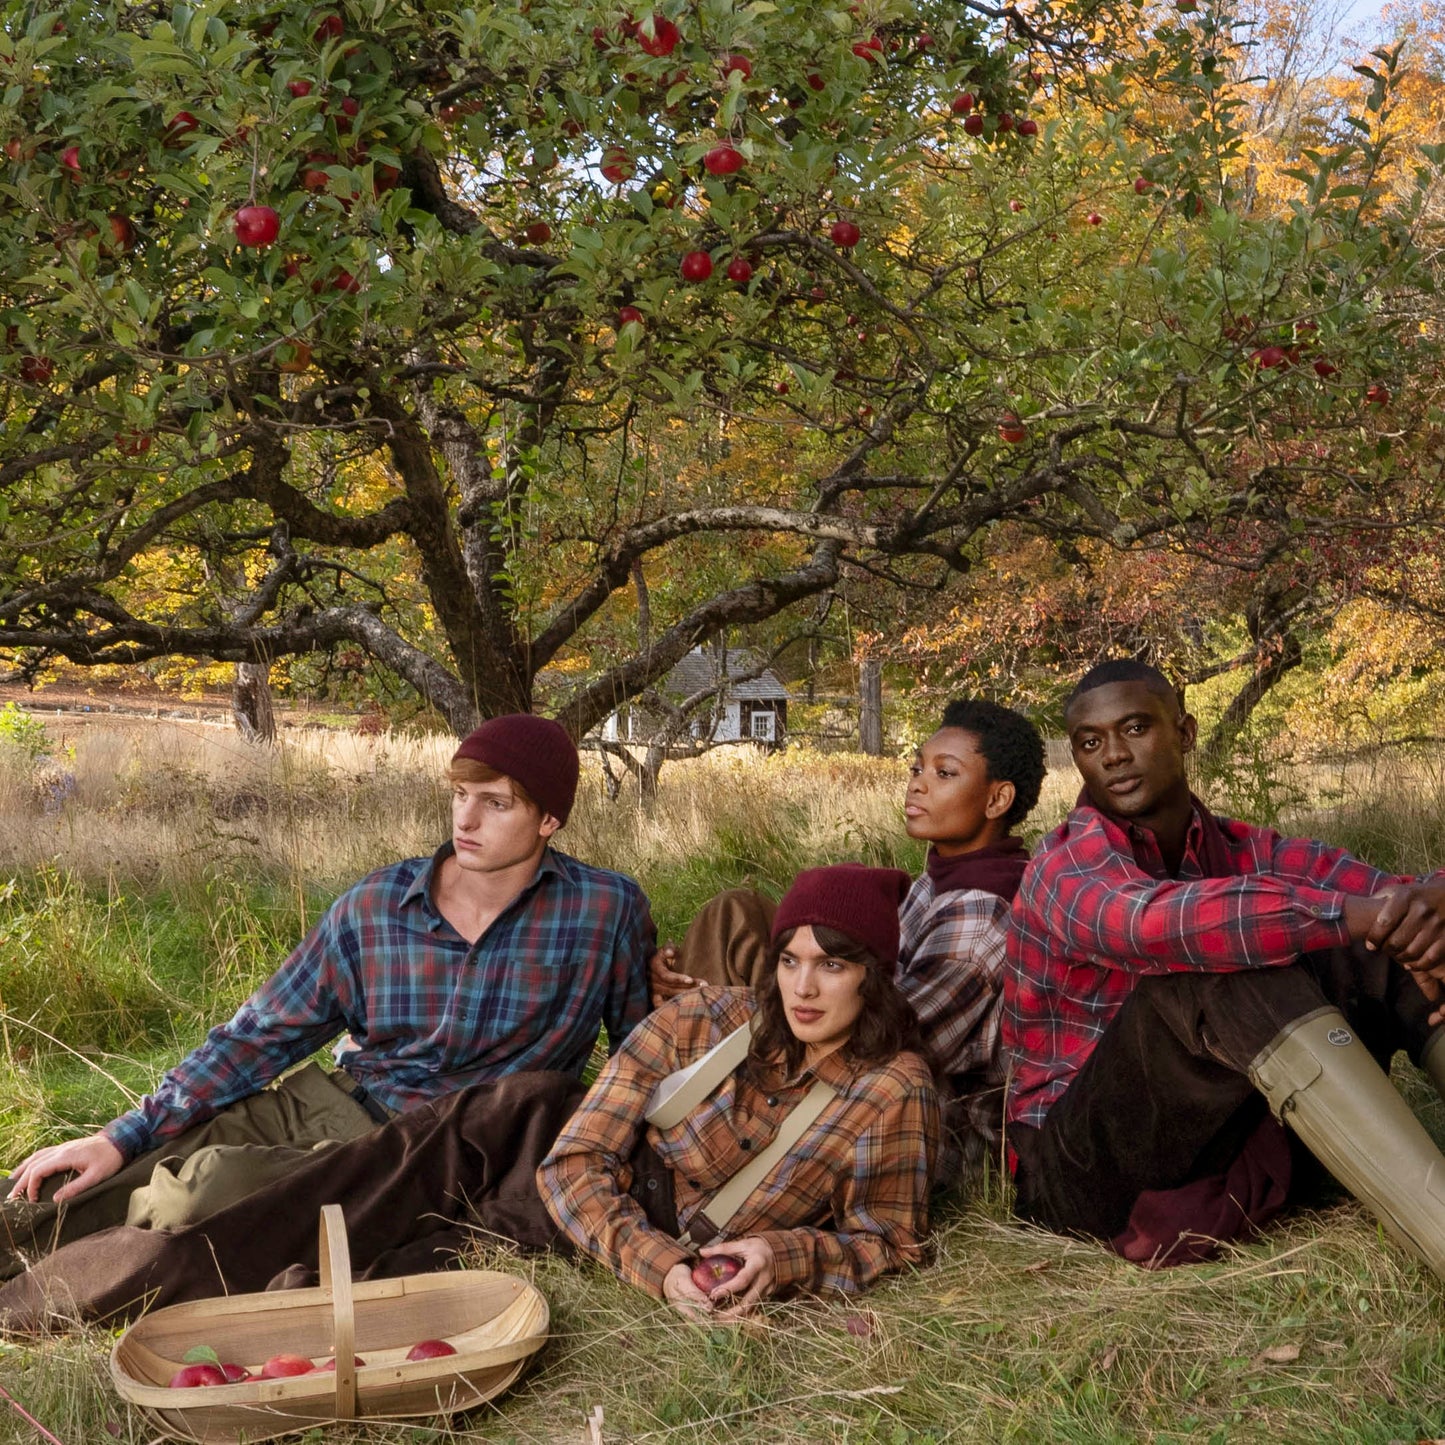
[749,709,776,741]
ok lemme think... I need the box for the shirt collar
[1071,791,1209,880]
[399,841,564,920]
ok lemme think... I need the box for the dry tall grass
[2,719,1445,1442]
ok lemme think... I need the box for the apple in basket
[691,1255,743,1294]
[406,1338,458,1361]
[167,1363,228,1388]
[261,1353,316,1378]
[314,1355,366,1371]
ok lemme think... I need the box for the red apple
[851,34,883,62]
[829,219,860,248]
[234,205,281,247]
[313,12,344,41]
[1134,176,1152,194]
[963,113,984,135]
[1086,211,1103,225]
[162,111,198,148]
[691,1255,743,1295]
[114,430,152,456]
[220,1363,251,1383]
[522,220,553,244]
[1312,358,1338,378]
[916,31,935,48]
[1365,381,1390,406]
[300,152,336,191]
[288,78,314,98]
[19,355,53,383]
[638,15,680,57]
[998,413,1026,444]
[107,215,136,252]
[60,144,81,176]
[774,379,789,394]
[405,1339,457,1361]
[805,71,825,92]
[703,142,743,176]
[261,1354,314,1379]
[725,256,753,283]
[332,268,362,293]
[168,1364,227,1388]
[617,304,644,328]
[1016,118,1039,136]
[276,339,312,373]
[949,92,975,115]
[996,111,1014,133]
[679,249,713,282]
[600,146,632,184]
[720,53,751,80]
[809,284,827,300]
[1251,345,1287,369]
[1009,199,1023,212]
[314,1355,366,1371]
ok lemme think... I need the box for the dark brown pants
[0,1072,589,1333]
[1012,945,1440,1240]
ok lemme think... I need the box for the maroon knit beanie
[771,864,911,971]
[451,714,580,825]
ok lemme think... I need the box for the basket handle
[318,1204,358,1420]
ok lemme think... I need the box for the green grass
[2,727,1445,1441]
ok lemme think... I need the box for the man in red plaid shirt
[1004,659,1445,1275]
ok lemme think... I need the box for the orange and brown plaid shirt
[538,986,939,1298]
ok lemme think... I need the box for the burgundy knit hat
[771,864,911,971]
[451,714,580,825]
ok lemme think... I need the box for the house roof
[663,647,790,701]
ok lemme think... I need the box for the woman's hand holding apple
[699,1237,775,1320]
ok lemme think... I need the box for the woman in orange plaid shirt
[540,863,942,1319]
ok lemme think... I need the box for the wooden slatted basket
[109,1205,549,1444]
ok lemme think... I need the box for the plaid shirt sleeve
[104,898,353,1160]
[537,1004,699,1296]
[898,883,1007,1079]
[755,1070,937,1296]
[1032,817,1353,975]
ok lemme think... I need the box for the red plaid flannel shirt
[1003,798,1403,1129]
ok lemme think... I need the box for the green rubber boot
[1420,1028,1445,1104]
[1249,1006,1445,1281]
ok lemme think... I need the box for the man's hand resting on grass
[6,1132,123,1204]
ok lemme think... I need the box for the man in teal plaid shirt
[0,714,652,1275]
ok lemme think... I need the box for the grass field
[1,719,1445,1443]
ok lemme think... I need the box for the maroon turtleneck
[924,837,1029,902]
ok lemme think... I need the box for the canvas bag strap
[645,1018,754,1129]
[682,1078,838,1246]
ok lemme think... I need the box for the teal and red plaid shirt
[105,845,653,1160]
[539,986,938,1299]
[1003,799,1402,1129]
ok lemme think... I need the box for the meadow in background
[1,717,1445,1442]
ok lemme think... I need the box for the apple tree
[0,0,1438,739]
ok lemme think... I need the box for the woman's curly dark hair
[746,925,932,1083]
[938,696,1046,829]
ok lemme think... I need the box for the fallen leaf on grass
[1023,1259,1051,1274]
[1098,1347,1118,1373]
[1255,1343,1301,1365]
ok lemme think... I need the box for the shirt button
[739,1139,752,1151]
[687,1178,701,1188]
[766,1096,778,1107]
[646,1178,658,1191]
